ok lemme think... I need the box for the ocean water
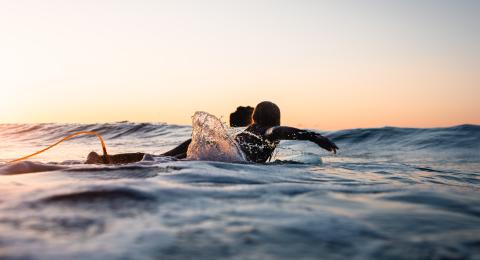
[0,120,479,259]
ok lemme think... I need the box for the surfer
[86,102,338,164]
[235,101,337,163]
[85,106,254,164]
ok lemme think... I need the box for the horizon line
[0,121,478,132]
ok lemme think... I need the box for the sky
[0,0,479,130]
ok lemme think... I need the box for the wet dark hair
[252,101,281,126]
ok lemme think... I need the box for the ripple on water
[23,188,160,217]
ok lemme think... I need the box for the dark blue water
[0,122,479,259]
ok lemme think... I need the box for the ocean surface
[0,120,479,259]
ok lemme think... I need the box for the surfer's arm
[265,126,338,154]
[85,139,190,165]
[84,138,193,164]
[161,139,191,159]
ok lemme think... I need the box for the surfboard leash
[6,131,110,164]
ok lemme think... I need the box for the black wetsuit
[235,124,279,163]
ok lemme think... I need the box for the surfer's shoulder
[265,126,279,137]
[240,124,272,137]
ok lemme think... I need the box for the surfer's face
[252,101,281,127]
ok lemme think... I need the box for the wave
[2,122,479,147]
[0,161,68,175]
[0,122,189,142]
[40,188,157,204]
[1,123,479,165]
[328,124,480,151]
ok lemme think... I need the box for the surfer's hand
[313,134,338,154]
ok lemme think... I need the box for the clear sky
[1,0,479,130]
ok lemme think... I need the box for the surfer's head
[252,101,281,126]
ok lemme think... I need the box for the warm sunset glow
[1,1,479,129]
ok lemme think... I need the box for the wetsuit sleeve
[265,126,339,154]
[161,139,192,158]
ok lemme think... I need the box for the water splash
[186,112,246,162]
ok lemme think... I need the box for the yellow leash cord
[7,131,110,164]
